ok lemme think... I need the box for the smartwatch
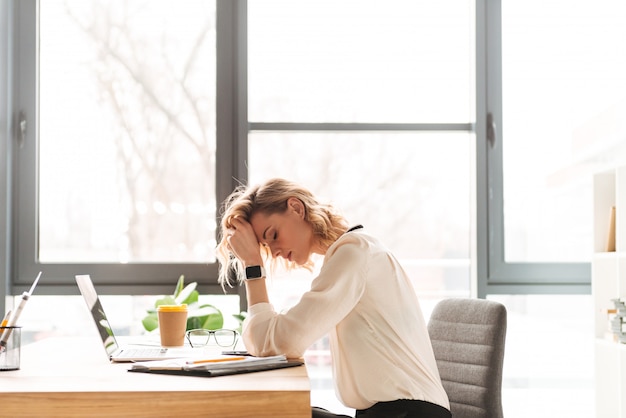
[245,265,266,281]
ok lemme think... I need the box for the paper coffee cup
[157,304,188,347]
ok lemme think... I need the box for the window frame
[1,0,592,308]
[478,0,590,296]
[1,1,12,304]
[5,0,247,298]
[246,0,478,300]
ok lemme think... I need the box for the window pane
[248,0,472,123]
[249,132,473,297]
[502,0,626,262]
[489,294,593,418]
[38,0,217,263]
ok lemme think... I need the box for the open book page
[130,354,288,371]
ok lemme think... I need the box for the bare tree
[65,0,216,261]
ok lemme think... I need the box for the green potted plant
[142,275,224,332]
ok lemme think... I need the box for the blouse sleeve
[242,235,368,358]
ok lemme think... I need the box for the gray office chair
[427,298,507,418]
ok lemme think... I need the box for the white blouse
[242,229,450,411]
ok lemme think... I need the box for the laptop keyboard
[117,347,168,358]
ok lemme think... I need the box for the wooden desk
[0,337,311,417]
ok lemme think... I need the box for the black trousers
[312,400,451,418]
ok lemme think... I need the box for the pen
[0,271,41,351]
[222,350,251,356]
[186,356,247,365]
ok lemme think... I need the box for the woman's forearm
[245,277,270,306]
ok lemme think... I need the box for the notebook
[128,357,304,378]
[75,274,204,363]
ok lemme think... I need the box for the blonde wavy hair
[216,178,348,287]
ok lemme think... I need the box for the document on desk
[128,354,303,377]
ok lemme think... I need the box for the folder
[128,354,303,377]
[128,359,304,377]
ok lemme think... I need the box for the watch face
[245,265,263,279]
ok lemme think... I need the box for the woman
[217,178,450,418]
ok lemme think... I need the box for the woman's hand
[226,217,264,267]
[226,217,270,306]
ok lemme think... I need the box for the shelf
[596,338,626,351]
[593,252,626,259]
[594,165,626,418]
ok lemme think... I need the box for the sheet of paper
[130,354,287,371]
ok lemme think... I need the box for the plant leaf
[175,282,197,305]
[185,304,224,330]
[154,295,176,308]
[180,289,199,306]
[202,312,224,330]
[173,274,185,298]
[232,311,247,333]
[187,304,220,318]
[142,313,159,332]
[232,312,247,322]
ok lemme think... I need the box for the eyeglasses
[185,328,238,348]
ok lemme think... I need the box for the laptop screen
[76,275,120,357]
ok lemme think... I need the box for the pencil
[0,310,11,327]
[186,356,247,365]
[0,310,11,343]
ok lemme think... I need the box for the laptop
[75,274,205,363]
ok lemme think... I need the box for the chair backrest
[427,298,507,418]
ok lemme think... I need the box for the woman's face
[249,197,316,265]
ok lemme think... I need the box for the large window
[9,0,240,294]
[484,0,626,292]
[248,0,474,302]
[6,0,626,298]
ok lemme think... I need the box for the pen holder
[0,326,21,371]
